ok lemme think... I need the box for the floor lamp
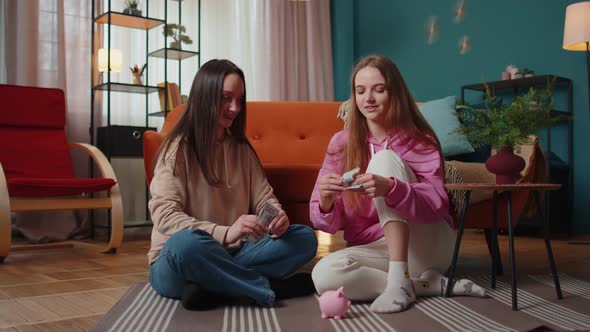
[563,1,590,243]
[564,2,590,125]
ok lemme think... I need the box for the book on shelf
[169,83,182,107]
[157,82,182,111]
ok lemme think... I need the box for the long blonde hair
[344,55,443,209]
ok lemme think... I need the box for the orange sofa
[144,101,344,227]
[143,101,544,233]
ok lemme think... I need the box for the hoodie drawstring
[223,142,232,189]
[370,135,391,157]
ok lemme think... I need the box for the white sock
[413,269,486,297]
[370,261,416,313]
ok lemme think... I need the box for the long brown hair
[157,59,255,186]
[345,55,443,208]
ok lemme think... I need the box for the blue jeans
[149,224,317,306]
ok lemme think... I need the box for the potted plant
[123,0,142,16]
[454,80,565,184]
[162,24,193,49]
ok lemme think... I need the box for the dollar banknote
[245,202,279,242]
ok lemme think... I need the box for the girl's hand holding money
[268,209,290,237]
[225,215,268,244]
[318,173,345,212]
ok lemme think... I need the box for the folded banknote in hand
[245,202,279,242]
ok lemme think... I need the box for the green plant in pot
[162,24,193,50]
[454,81,564,184]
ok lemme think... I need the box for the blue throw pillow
[447,144,491,163]
[418,96,475,157]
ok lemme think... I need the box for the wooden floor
[0,230,589,331]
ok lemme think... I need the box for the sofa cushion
[246,102,343,166]
[446,104,492,163]
[245,101,343,227]
[8,177,116,197]
[0,85,66,128]
[0,127,75,180]
[446,145,491,163]
[264,165,319,203]
[444,161,496,213]
[419,96,475,157]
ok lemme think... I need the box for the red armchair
[0,84,123,262]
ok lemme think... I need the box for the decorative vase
[132,73,143,85]
[170,41,181,49]
[485,146,525,184]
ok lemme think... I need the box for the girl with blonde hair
[311,55,484,313]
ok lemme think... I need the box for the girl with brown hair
[148,59,317,310]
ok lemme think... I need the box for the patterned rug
[92,273,590,332]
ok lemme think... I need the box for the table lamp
[98,48,122,73]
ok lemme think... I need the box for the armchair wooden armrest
[0,144,125,262]
[68,142,124,253]
[0,162,10,259]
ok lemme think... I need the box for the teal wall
[331,0,590,234]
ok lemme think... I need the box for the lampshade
[563,1,590,51]
[98,48,122,72]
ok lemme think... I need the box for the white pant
[312,150,456,300]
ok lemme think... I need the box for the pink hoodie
[309,130,452,247]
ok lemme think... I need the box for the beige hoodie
[147,137,278,264]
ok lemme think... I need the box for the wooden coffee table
[444,183,563,310]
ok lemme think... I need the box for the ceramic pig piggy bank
[318,287,351,320]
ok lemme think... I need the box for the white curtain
[202,0,334,101]
[102,0,335,130]
[3,0,92,242]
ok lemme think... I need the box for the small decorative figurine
[317,287,351,320]
[130,63,146,85]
